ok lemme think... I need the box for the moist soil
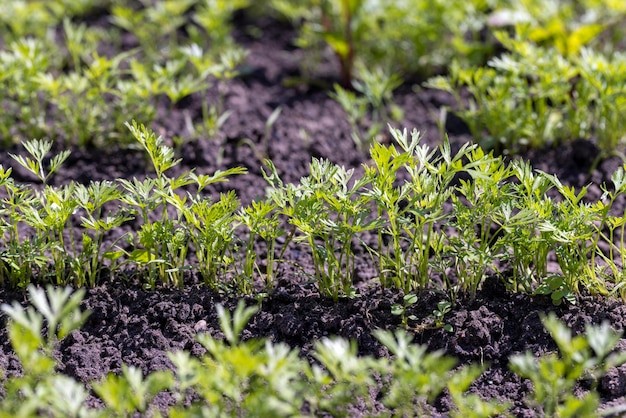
[1,11,626,417]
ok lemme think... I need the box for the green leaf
[566,24,606,55]
[323,33,350,58]
[216,300,259,346]
[129,249,158,264]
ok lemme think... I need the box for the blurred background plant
[426,0,626,157]
[269,0,495,86]
[0,0,250,149]
[331,64,404,150]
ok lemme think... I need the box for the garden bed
[1,2,626,416]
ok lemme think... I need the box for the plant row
[0,0,247,148]
[269,0,626,155]
[2,285,626,417]
[1,122,625,305]
[3,1,626,156]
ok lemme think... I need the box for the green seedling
[331,64,403,150]
[34,47,159,148]
[271,0,366,86]
[1,284,90,359]
[391,293,418,328]
[176,43,248,142]
[271,0,493,85]
[3,286,626,416]
[94,365,173,417]
[431,300,453,333]
[181,191,241,291]
[600,164,626,300]
[0,285,91,417]
[119,121,187,286]
[449,146,514,298]
[9,138,70,185]
[311,336,376,415]
[1,38,58,142]
[0,0,103,42]
[122,121,246,289]
[73,181,133,287]
[392,295,453,332]
[62,17,106,72]
[448,364,512,418]
[237,200,282,291]
[373,329,460,416]
[111,0,195,60]
[426,28,626,158]
[510,312,626,417]
[2,111,626,301]
[502,160,556,292]
[364,127,472,294]
[190,0,251,51]
[489,0,626,56]
[263,157,380,300]
[169,300,312,417]
[534,275,577,306]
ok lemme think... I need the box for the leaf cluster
[0,0,250,149]
[3,123,626,305]
[2,286,623,417]
[269,0,495,86]
[426,2,626,157]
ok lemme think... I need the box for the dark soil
[1,11,626,417]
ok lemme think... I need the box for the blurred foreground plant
[2,285,625,416]
[510,312,626,417]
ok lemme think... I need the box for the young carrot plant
[270,0,367,87]
[0,285,91,417]
[121,122,190,287]
[73,181,132,287]
[0,0,104,42]
[9,139,76,284]
[373,329,460,416]
[189,0,251,51]
[577,49,626,161]
[180,191,242,292]
[0,38,57,143]
[236,200,283,292]
[448,147,515,298]
[270,0,493,85]
[121,121,246,289]
[538,173,607,300]
[111,0,196,60]
[331,64,403,150]
[598,164,626,299]
[168,300,313,417]
[93,364,173,417]
[427,29,626,158]
[311,336,377,415]
[3,286,626,416]
[364,127,472,294]
[425,44,577,154]
[510,312,626,417]
[501,160,557,292]
[263,158,379,300]
[489,0,626,57]
[177,42,248,140]
[447,364,511,417]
